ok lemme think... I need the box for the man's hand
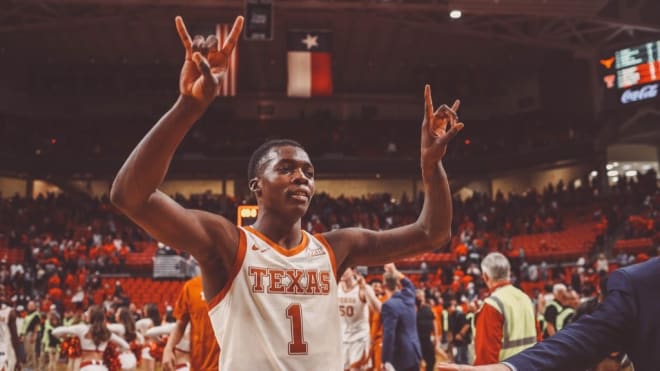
[161,346,176,371]
[356,274,367,288]
[175,15,244,106]
[420,85,463,177]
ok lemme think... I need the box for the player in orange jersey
[162,274,220,371]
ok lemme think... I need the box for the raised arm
[326,85,463,269]
[52,324,86,338]
[107,323,125,337]
[109,16,244,292]
[110,333,131,351]
[358,275,382,313]
[145,323,177,338]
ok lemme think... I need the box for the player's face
[258,146,315,218]
[341,267,354,282]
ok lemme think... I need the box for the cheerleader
[135,303,161,371]
[52,305,129,371]
[108,307,144,370]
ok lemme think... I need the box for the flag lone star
[301,34,319,50]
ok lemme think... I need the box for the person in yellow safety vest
[543,283,569,338]
[19,300,41,370]
[555,289,579,333]
[473,253,540,365]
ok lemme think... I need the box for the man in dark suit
[381,263,422,371]
[438,257,660,371]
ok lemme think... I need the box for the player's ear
[249,178,261,195]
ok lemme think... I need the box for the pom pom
[103,341,121,371]
[148,336,167,362]
[130,340,142,364]
[68,336,82,358]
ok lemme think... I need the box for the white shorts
[80,360,108,371]
[342,337,371,370]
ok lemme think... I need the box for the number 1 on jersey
[286,303,308,355]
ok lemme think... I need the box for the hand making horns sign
[175,15,244,104]
[421,84,464,177]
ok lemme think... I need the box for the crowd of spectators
[0,169,656,324]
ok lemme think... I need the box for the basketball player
[338,268,381,370]
[0,285,19,371]
[162,275,219,371]
[110,14,463,370]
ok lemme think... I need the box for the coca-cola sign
[620,84,658,104]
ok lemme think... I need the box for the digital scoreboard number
[237,205,259,226]
[600,40,660,105]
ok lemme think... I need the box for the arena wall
[0,177,27,198]
[491,163,591,196]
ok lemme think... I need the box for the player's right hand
[175,15,244,105]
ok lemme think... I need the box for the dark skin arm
[9,309,21,367]
[110,16,244,299]
[326,85,463,271]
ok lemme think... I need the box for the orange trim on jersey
[349,348,370,368]
[314,233,337,281]
[207,228,247,310]
[245,226,309,257]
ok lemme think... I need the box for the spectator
[474,253,537,365]
[381,263,421,371]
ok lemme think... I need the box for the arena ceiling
[2,0,660,95]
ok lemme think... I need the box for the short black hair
[247,139,306,180]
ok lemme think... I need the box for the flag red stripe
[216,24,237,96]
[311,53,333,96]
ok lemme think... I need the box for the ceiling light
[450,9,462,19]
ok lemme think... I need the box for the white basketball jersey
[337,283,370,343]
[208,226,342,371]
[0,305,16,368]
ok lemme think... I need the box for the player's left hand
[420,84,463,174]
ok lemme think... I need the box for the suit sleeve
[381,301,398,365]
[400,277,416,299]
[504,269,636,370]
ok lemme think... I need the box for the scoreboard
[601,40,660,104]
[237,205,258,226]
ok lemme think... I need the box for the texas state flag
[287,30,333,97]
